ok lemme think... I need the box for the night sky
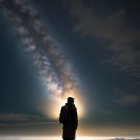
[0,0,140,136]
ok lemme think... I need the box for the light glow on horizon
[0,136,140,140]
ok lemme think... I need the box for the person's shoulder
[72,104,77,110]
[61,105,65,109]
[61,104,67,109]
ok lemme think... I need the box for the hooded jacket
[60,102,78,139]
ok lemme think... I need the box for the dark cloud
[96,109,114,116]
[114,87,140,106]
[117,94,140,105]
[67,0,140,80]
[0,113,43,122]
[0,112,58,126]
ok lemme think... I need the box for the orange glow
[43,89,85,120]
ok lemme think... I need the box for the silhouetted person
[59,97,78,140]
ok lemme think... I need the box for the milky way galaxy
[0,0,85,119]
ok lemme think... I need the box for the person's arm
[73,107,78,129]
[59,106,63,123]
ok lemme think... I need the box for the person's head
[67,97,74,104]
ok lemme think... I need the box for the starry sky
[0,0,140,136]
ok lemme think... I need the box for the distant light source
[43,89,85,120]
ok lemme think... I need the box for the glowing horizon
[0,136,140,140]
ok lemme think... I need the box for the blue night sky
[0,0,140,136]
